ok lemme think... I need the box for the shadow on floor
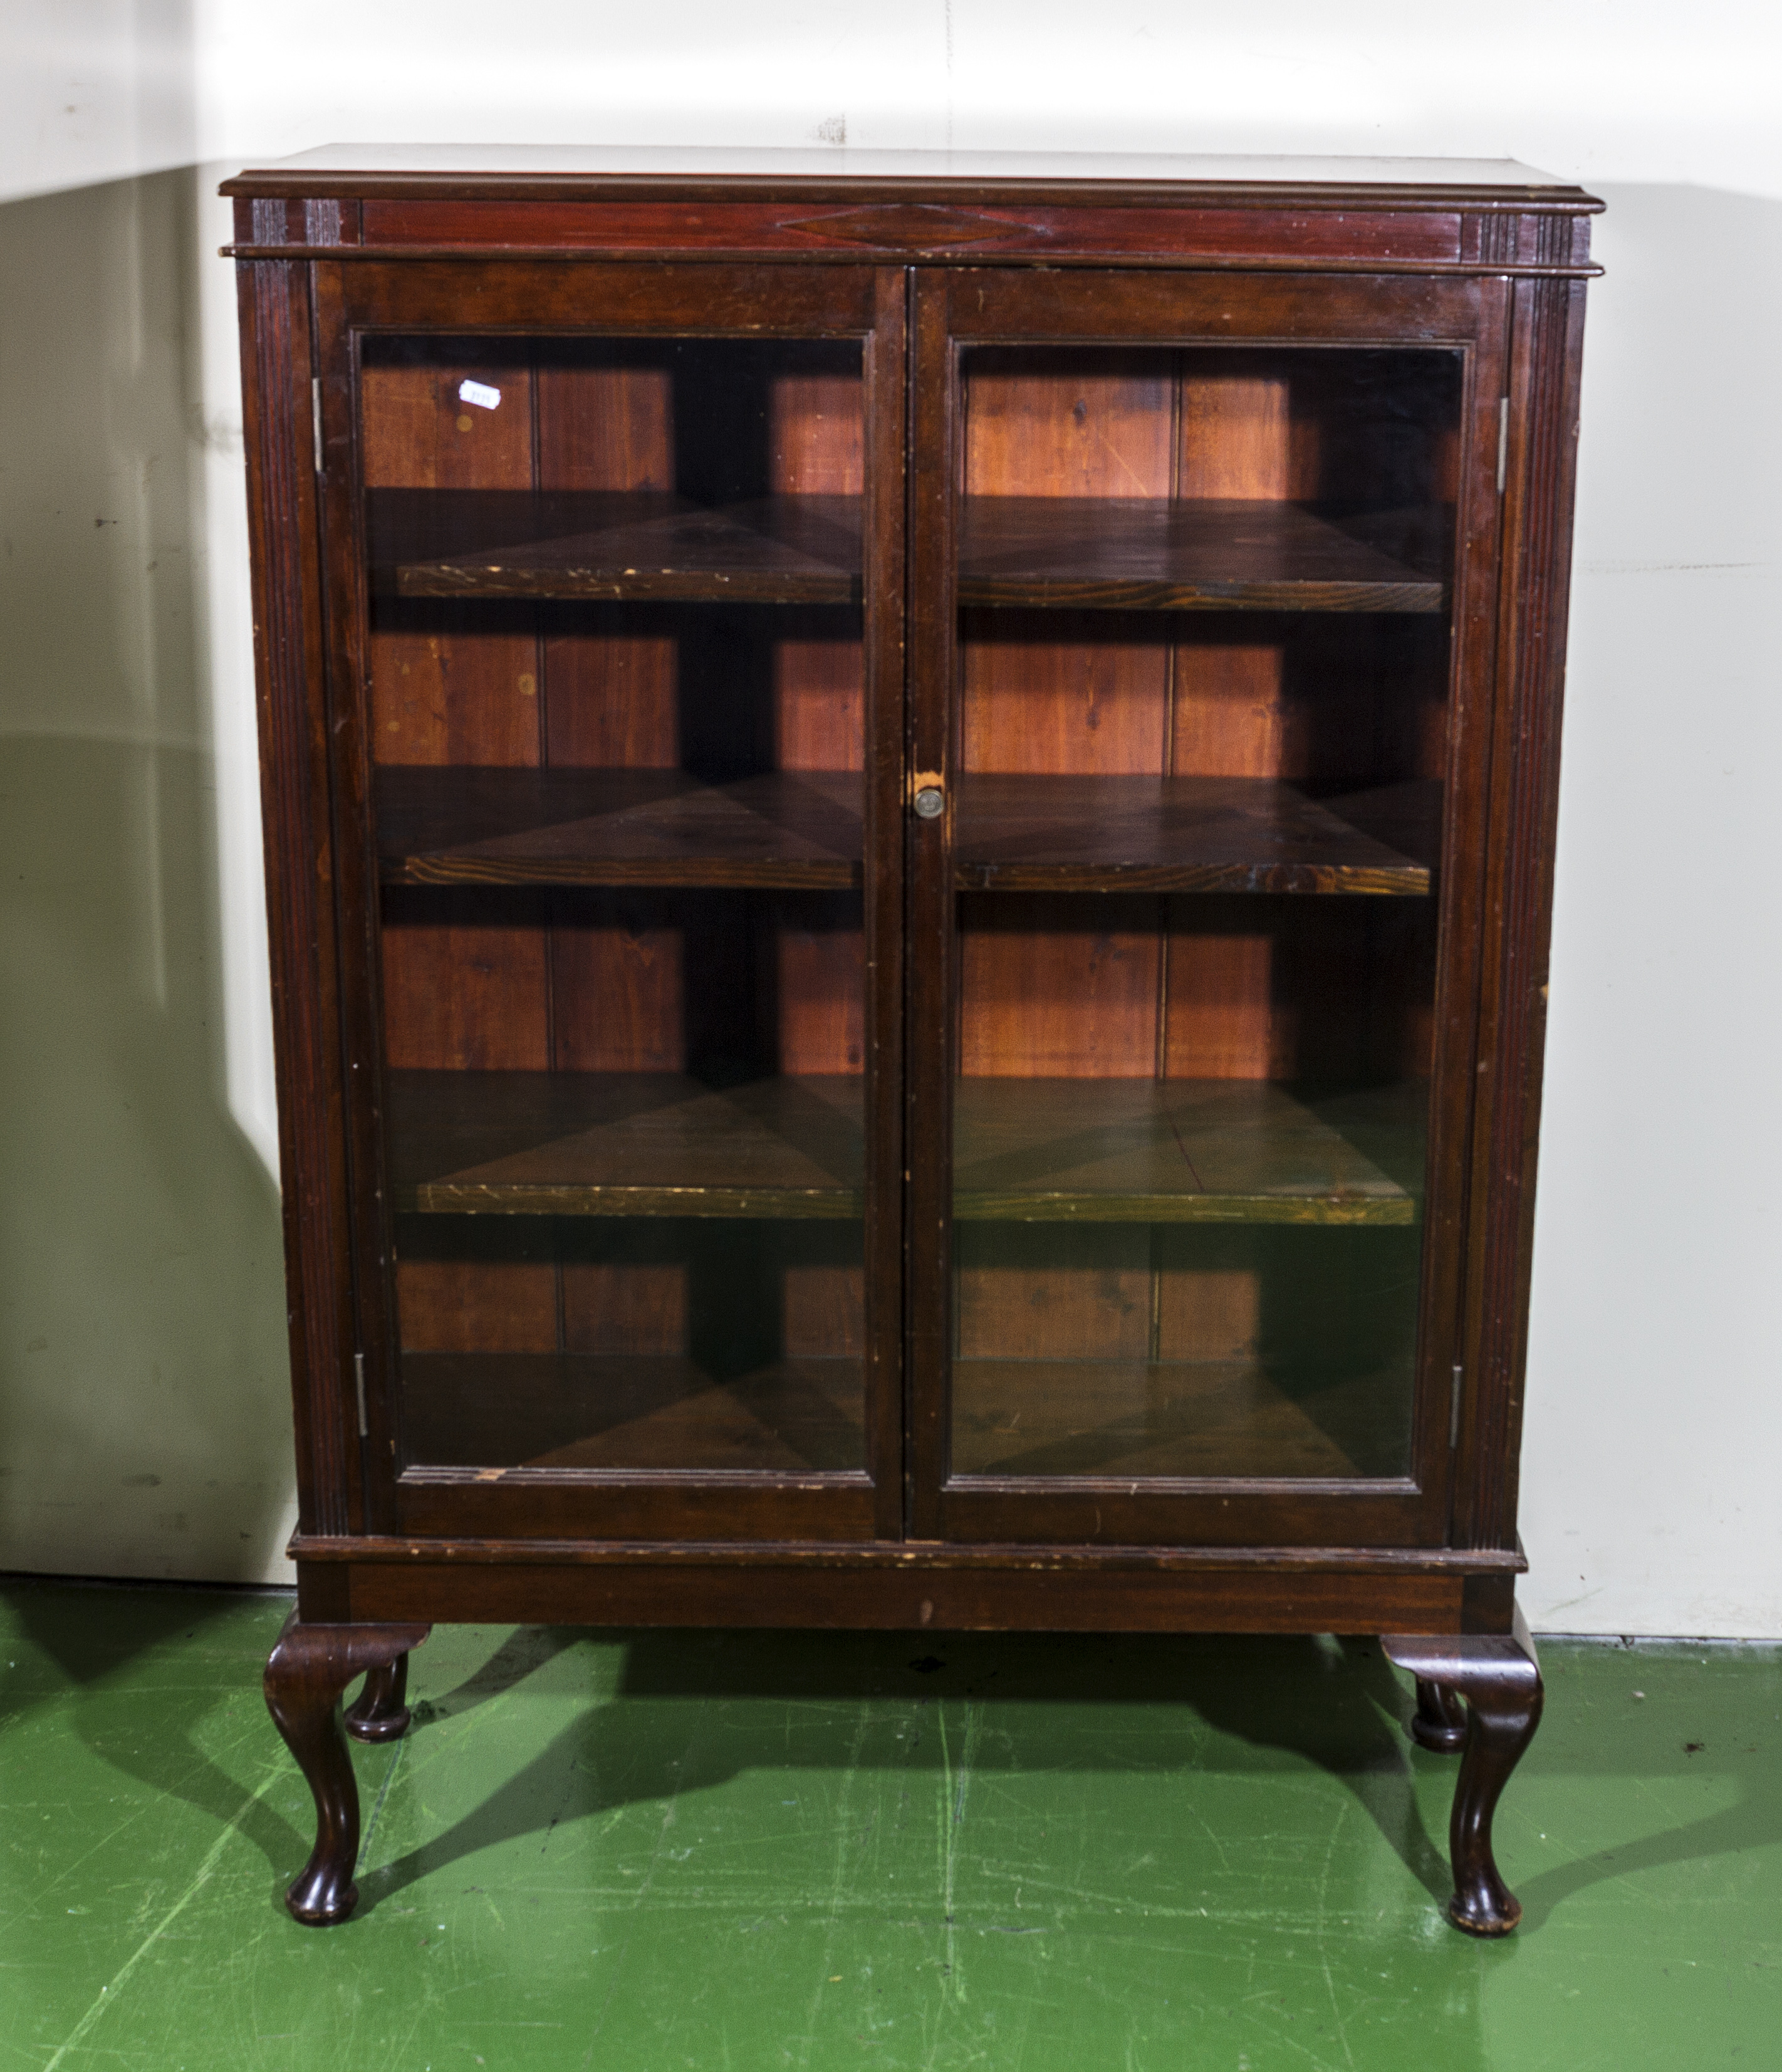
[2,1576,310,1895]
[0,1574,283,1707]
[369,1623,1782,1934]
[16,1580,1776,1945]
[369,1626,1457,1913]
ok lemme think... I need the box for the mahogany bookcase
[223,147,1599,1935]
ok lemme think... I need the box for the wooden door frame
[307,257,911,1544]
[904,264,1513,1549]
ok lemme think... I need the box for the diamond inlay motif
[780,204,1039,249]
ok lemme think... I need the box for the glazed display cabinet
[225,147,1598,1934]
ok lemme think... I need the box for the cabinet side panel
[1457,276,1588,1549]
[238,261,355,1536]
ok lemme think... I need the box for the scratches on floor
[39,1750,286,2072]
[2,1585,1778,2072]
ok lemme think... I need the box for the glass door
[908,269,1509,1546]
[319,264,905,1541]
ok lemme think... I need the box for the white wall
[3,1,1777,1630]
[0,4,294,1581]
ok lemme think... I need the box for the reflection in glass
[357,334,870,1472]
[948,345,1459,1481]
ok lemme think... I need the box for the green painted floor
[1,1581,1776,2070]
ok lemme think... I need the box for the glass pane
[949,345,1459,1482]
[361,333,868,1473]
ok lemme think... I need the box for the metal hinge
[353,1351,368,1437]
[1449,1363,1464,1448]
[1496,397,1509,494]
[312,377,324,474]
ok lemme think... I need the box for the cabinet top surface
[221,143,1600,208]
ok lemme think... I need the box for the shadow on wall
[0,168,294,1583]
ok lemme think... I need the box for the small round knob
[912,786,945,820]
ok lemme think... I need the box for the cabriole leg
[1382,1606,1543,1936]
[1412,1678,1469,1752]
[345,1654,414,1743]
[263,1613,432,1925]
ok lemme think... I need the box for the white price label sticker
[457,379,501,410]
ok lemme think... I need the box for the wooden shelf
[954,774,1435,894]
[390,1072,868,1219]
[377,768,1434,894]
[371,489,861,604]
[952,1077,1422,1223]
[389,1070,1422,1224]
[401,1353,865,1472]
[959,497,1446,612]
[377,767,863,889]
[370,491,1442,614]
[952,1356,1413,1480]
[399,1345,1407,1478]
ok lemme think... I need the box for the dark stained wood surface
[1381,1608,1543,1933]
[263,1614,432,1922]
[222,143,1594,203]
[954,774,1433,893]
[239,261,363,1540]
[314,1548,1469,1633]
[342,304,893,1531]
[392,1473,879,1544]
[1454,275,1592,1555]
[402,1351,865,1471]
[910,264,1497,1561]
[951,1353,1412,1479]
[387,1070,1421,1224]
[375,488,1442,612]
[349,198,1464,266]
[375,489,860,604]
[293,1531,1521,1572]
[390,1070,867,1218]
[221,151,1603,288]
[343,1655,414,1742]
[951,1077,1422,1223]
[959,498,1446,612]
[409,1335,1412,1480]
[374,767,1432,893]
[1312,779,1444,874]
[231,166,1590,1680]
[377,767,864,888]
